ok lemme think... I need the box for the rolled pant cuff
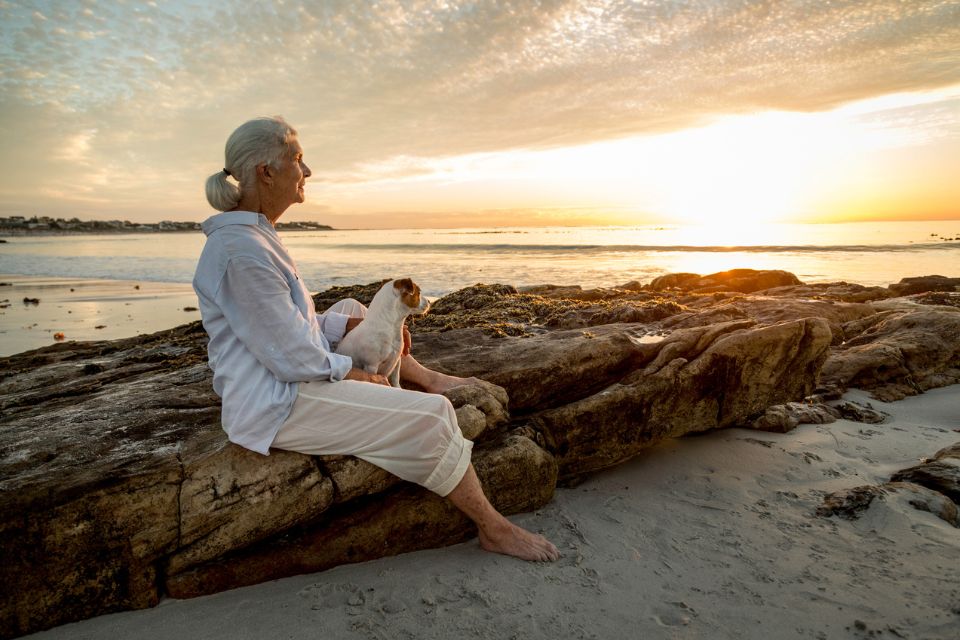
[425,435,474,497]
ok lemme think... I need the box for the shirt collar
[201,211,273,236]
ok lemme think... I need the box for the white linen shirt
[193,211,353,454]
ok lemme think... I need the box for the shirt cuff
[320,311,351,348]
[327,352,353,382]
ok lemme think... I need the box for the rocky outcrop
[423,317,833,479]
[2,269,959,637]
[887,275,960,296]
[529,319,831,480]
[821,308,960,401]
[647,269,802,293]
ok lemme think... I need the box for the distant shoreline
[0,216,333,237]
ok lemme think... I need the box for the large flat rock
[3,270,960,637]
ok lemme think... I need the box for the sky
[0,0,958,229]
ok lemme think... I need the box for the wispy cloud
[0,0,958,222]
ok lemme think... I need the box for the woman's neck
[232,192,284,225]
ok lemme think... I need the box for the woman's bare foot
[478,519,561,562]
[400,354,482,393]
[446,465,559,563]
[426,372,482,394]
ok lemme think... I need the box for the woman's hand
[402,324,412,356]
[344,317,363,334]
[345,368,390,386]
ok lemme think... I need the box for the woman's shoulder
[216,221,285,258]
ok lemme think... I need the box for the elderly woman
[194,116,558,562]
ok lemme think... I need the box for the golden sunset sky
[0,0,958,228]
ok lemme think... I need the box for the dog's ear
[393,278,415,294]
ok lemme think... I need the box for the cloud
[0,0,958,221]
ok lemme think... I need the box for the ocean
[1,220,958,356]
[2,220,959,297]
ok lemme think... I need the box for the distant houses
[0,216,333,234]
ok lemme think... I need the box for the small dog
[335,278,430,387]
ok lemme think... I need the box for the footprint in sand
[297,581,368,613]
[651,601,697,627]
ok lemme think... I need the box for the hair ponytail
[205,169,241,212]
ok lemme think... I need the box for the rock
[758,282,895,303]
[816,485,887,519]
[311,280,387,310]
[321,454,398,504]
[646,272,703,291]
[0,320,519,637]
[750,401,839,433]
[617,280,646,292]
[648,269,803,293]
[822,308,960,398]
[442,380,510,433]
[906,291,960,308]
[932,442,960,461]
[818,482,958,527]
[165,434,557,598]
[890,453,960,504]
[5,273,958,636]
[518,284,625,301]
[750,405,799,432]
[711,298,876,344]
[546,299,687,329]
[532,318,832,480]
[888,481,960,527]
[830,400,887,424]
[415,324,650,412]
[455,404,488,439]
[820,442,960,528]
[888,275,960,296]
[167,437,335,575]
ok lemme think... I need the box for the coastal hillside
[0,215,332,234]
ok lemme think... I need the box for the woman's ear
[256,164,273,184]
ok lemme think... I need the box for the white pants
[271,299,473,497]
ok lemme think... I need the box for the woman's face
[272,138,311,210]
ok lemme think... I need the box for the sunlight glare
[317,85,960,228]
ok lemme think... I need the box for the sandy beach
[23,385,959,640]
[0,275,199,356]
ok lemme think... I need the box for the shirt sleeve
[318,311,350,349]
[216,256,353,382]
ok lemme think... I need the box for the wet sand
[0,275,199,357]
[24,386,960,640]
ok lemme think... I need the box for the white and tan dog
[335,278,430,387]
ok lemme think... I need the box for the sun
[640,112,830,226]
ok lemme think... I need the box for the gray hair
[205,116,299,211]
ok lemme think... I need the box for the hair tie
[223,168,231,177]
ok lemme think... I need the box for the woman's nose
[302,162,312,178]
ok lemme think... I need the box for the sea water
[1,220,958,298]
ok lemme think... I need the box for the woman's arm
[216,256,353,382]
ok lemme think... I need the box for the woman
[194,116,558,562]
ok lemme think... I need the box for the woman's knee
[326,298,367,317]
[432,395,459,437]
